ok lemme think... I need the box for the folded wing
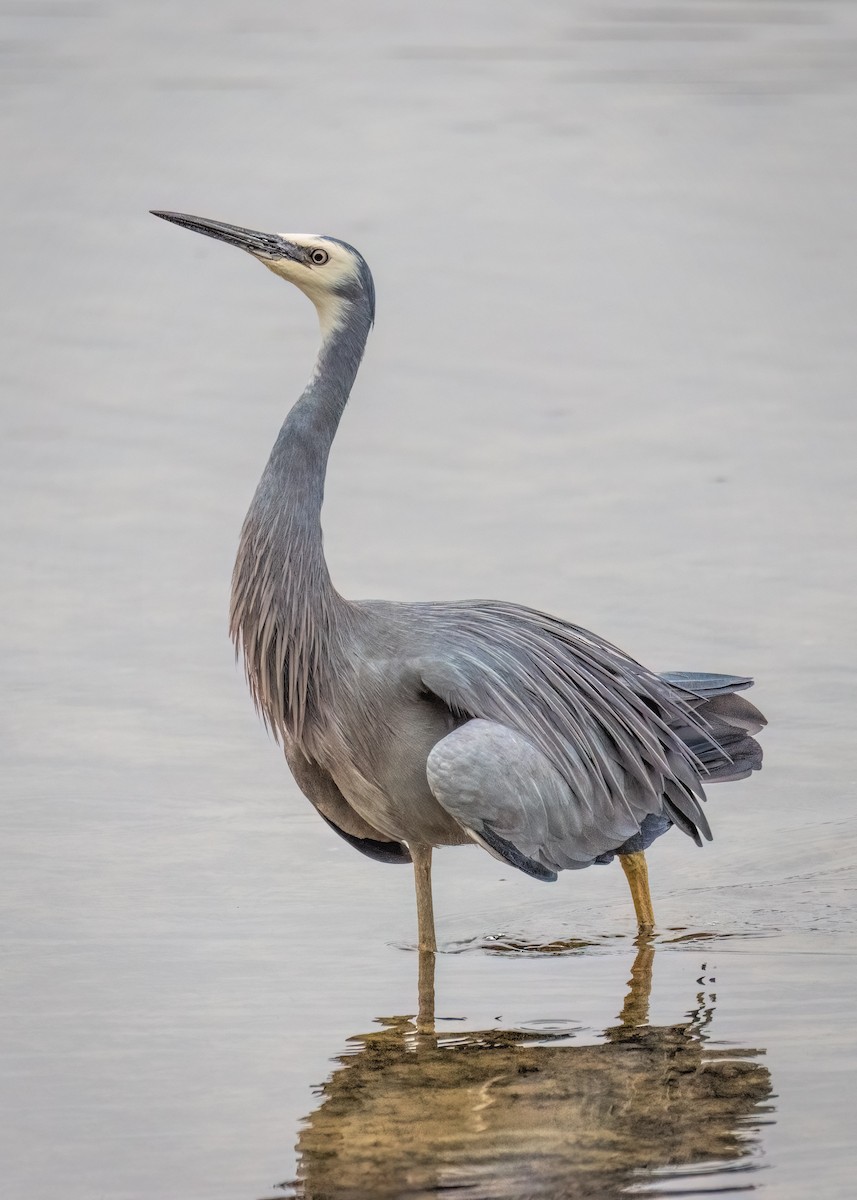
[427,718,660,876]
[413,602,720,871]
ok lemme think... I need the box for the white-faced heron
[152,211,766,957]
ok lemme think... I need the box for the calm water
[2,2,857,1197]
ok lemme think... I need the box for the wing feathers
[416,601,715,851]
[427,719,643,872]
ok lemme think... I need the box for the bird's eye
[310,248,329,265]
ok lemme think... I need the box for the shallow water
[2,1,857,1197]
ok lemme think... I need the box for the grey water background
[2,0,857,1196]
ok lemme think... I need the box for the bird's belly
[326,759,468,847]
[309,696,470,848]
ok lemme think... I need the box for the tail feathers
[686,728,764,782]
[698,691,766,735]
[661,670,766,784]
[660,671,754,698]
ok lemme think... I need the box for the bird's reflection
[285,942,773,1199]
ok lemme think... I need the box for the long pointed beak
[150,210,297,261]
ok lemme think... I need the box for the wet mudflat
[2,2,856,1197]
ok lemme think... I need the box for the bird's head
[151,211,375,336]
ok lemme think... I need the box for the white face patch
[256,234,361,339]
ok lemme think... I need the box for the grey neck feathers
[229,293,373,743]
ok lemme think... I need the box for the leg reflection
[289,942,773,1200]
[616,934,655,1029]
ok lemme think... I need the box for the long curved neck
[269,296,373,509]
[230,294,373,742]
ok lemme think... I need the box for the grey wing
[285,743,411,865]
[426,718,661,879]
[416,626,713,856]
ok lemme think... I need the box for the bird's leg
[619,851,655,931]
[411,844,437,1032]
[417,946,436,1033]
[411,843,437,953]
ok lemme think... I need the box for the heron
[152,211,766,959]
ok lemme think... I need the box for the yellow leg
[416,946,436,1034]
[619,851,655,931]
[411,844,437,1033]
[411,843,437,953]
